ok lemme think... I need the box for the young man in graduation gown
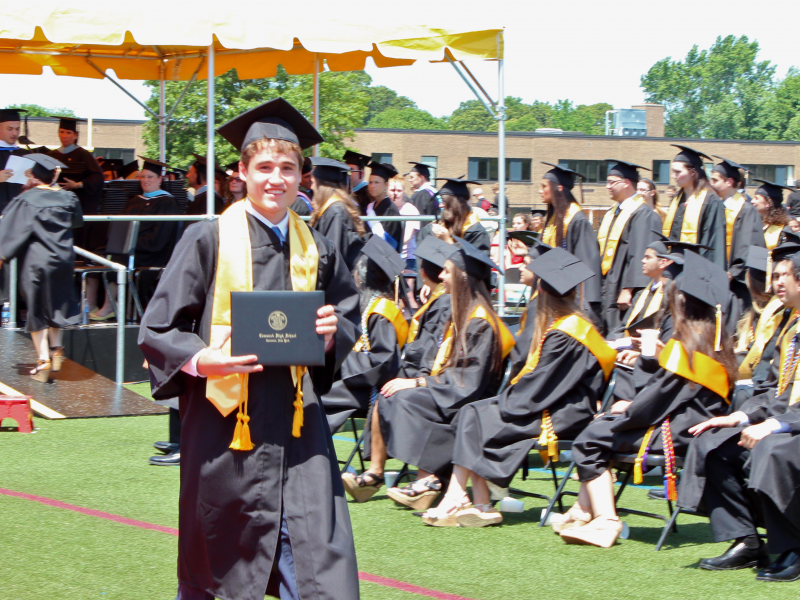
[709,156,766,320]
[596,160,662,335]
[343,150,371,215]
[185,154,225,215]
[46,116,104,248]
[138,98,361,600]
[662,145,727,270]
[406,162,438,217]
[365,161,404,252]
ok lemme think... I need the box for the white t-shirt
[399,202,421,260]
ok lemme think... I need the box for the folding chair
[338,415,367,474]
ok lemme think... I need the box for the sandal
[50,347,65,372]
[341,471,384,503]
[560,515,623,548]
[551,504,593,533]
[422,496,472,527]
[386,478,441,510]
[30,359,51,383]
[456,504,504,528]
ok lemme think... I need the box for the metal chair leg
[655,507,681,551]
[340,422,368,474]
[539,461,576,527]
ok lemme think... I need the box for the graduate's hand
[316,305,338,351]
[617,288,633,310]
[688,413,743,436]
[61,178,82,190]
[739,422,773,449]
[617,349,640,366]
[419,284,431,304]
[196,327,263,377]
[0,169,12,183]
[431,223,453,244]
[610,400,632,414]
[381,378,416,397]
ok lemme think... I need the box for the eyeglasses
[605,179,624,187]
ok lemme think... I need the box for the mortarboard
[527,247,594,297]
[649,230,709,265]
[678,251,729,309]
[753,178,794,207]
[192,154,227,178]
[360,235,405,283]
[138,156,168,176]
[368,161,398,181]
[118,160,140,179]
[224,161,240,174]
[530,209,546,218]
[524,238,553,267]
[746,245,769,273]
[436,177,479,199]
[101,158,123,172]
[406,162,431,179]
[0,107,27,122]
[310,156,350,186]
[28,153,66,182]
[771,243,800,265]
[606,159,650,184]
[782,226,800,245]
[415,236,452,271]
[217,98,323,152]
[342,150,371,170]
[712,155,747,183]
[671,144,712,171]
[507,230,540,247]
[50,115,86,132]
[448,236,502,280]
[541,162,584,190]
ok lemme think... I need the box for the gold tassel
[715,304,722,352]
[633,425,656,484]
[766,256,773,293]
[292,366,307,438]
[537,410,558,466]
[229,374,254,451]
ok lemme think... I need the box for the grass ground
[0,386,792,600]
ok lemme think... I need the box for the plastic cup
[639,329,660,357]
[499,497,524,513]
[384,471,399,488]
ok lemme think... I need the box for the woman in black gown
[416,178,490,257]
[307,157,365,271]
[557,251,736,548]
[423,248,617,527]
[0,154,82,381]
[341,238,514,506]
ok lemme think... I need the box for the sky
[2,0,798,121]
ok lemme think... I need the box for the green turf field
[0,386,792,599]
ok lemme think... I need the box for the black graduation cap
[414,236,452,270]
[606,159,650,183]
[138,155,167,176]
[530,209,546,218]
[17,135,35,146]
[746,245,769,273]
[507,230,540,247]
[435,177,479,198]
[541,162,584,190]
[648,229,709,264]
[671,144,712,171]
[753,178,794,206]
[118,160,140,179]
[310,156,350,186]
[192,154,227,178]
[783,226,800,245]
[678,251,729,308]
[0,107,27,122]
[359,235,405,282]
[216,98,324,151]
[224,161,241,174]
[711,155,747,182]
[406,162,431,179]
[342,150,371,169]
[448,236,502,280]
[50,115,86,132]
[771,243,800,265]
[27,153,66,172]
[524,238,553,267]
[368,161,398,181]
[527,247,594,297]
[101,158,123,172]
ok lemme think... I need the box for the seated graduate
[322,236,407,433]
[138,98,362,600]
[307,157,366,271]
[422,248,617,527]
[341,238,514,505]
[398,236,452,379]
[365,161,403,251]
[557,251,736,548]
[0,154,82,382]
[677,244,800,578]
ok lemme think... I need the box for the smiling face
[440,260,454,294]
[139,170,163,193]
[239,145,301,222]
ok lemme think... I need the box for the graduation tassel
[229,374,254,451]
[634,426,656,485]
[292,366,307,438]
[662,418,678,502]
[714,304,722,352]
[537,410,559,466]
[766,256,773,293]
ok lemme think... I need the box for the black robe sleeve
[0,197,35,261]
[124,195,181,268]
[314,202,364,271]
[463,222,491,256]
[698,194,728,270]
[621,207,662,289]
[339,314,400,388]
[290,196,311,216]
[399,294,451,378]
[729,201,765,282]
[508,296,536,378]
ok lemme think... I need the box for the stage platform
[0,329,167,419]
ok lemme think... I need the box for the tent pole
[497,59,506,316]
[86,59,159,118]
[206,43,215,216]
[313,53,320,157]
[159,63,166,163]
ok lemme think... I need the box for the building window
[558,160,608,183]
[468,158,531,182]
[742,164,795,186]
[652,160,670,184]
[420,156,437,181]
[93,148,136,164]
[371,153,392,165]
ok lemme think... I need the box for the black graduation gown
[185,191,224,216]
[728,201,765,320]
[322,313,401,433]
[290,196,312,217]
[668,190,727,270]
[508,297,536,379]
[599,204,662,335]
[573,364,729,482]
[137,214,361,600]
[786,190,800,219]
[352,184,370,216]
[0,187,82,332]
[415,221,491,260]
[117,193,181,268]
[367,197,403,252]
[560,210,603,325]
[398,293,451,379]
[48,146,103,248]
[312,201,365,271]
[0,147,30,213]
[377,318,500,475]
[453,331,606,488]
[410,187,438,217]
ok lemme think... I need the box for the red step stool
[0,395,34,433]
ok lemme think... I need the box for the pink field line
[0,487,480,600]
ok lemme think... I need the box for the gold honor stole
[738,298,791,379]
[658,339,730,401]
[662,190,708,242]
[624,283,664,336]
[353,297,409,351]
[463,211,481,233]
[542,203,582,247]
[724,193,745,262]
[597,195,645,276]
[430,306,515,376]
[764,224,783,251]
[776,319,800,405]
[207,200,319,450]
[406,283,445,344]
[316,194,340,218]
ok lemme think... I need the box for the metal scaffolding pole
[496,59,507,315]
[313,54,320,157]
[206,43,215,216]
[159,64,166,163]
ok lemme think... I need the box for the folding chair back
[106,220,140,257]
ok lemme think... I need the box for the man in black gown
[139,98,361,600]
[185,154,225,215]
[343,150,371,214]
[365,161,403,252]
[406,161,438,217]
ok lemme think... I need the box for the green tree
[364,85,416,124]
[447,99,495,131]
[365,107,447,130]
[761,68,800,140]
[550,101,613,134]
[4,104,76,117]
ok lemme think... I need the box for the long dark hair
[544,180,580,248]
[674,164,712,202]
[309,180,366,236]
[353,254,394,314]
[530,284,589,353]
[762,204,790,227]
[440,193,471,238]
[735,269,773,353]
[667,284,737,389]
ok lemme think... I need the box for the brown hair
[761,203,790,227]
[640,177,667,221]
[543,179,579,248]
[440,193,471,239]
[308,182,366,236]
[735,269,773,353]
[529,283,590,355]
[512,213,533,230]
[241,138,303,170]
[667,283,738,389]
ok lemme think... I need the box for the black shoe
[700,540,770,571]
[153,441,180,454]
[647,488,666,500]
[756,549,800,582]
[149,451,180,466]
